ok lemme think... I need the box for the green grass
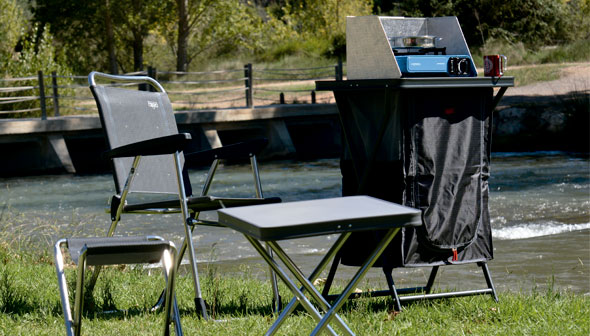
[501,64,563,87]
[471,39,590,67]
[1,244,589,336]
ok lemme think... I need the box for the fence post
[244,63,253,108]
[147,66,157,92]
[280,92,285,104]
[38,71,47,120]
[51,71,60,116]
[311,90,316,104]
[335,57,343,81]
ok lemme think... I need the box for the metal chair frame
[88,72,281,318]
[54,236,182,336]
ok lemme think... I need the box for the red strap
[452,248,458,261]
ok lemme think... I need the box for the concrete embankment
[1,77,587,176]
[493,64,589,153]
[0,104,341,176]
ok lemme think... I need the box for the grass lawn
[1,244,588,335]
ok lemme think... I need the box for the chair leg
[55,240,75,336]
[162,248,183,336]
[180,222,209,319]
[250,155,282,312]
[73,252,87,336]
[152,221,208,319]
[174,152,209,319]
[265,244,283,313]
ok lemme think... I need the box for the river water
[1,152,588,294]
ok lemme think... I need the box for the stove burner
[392,47,447,55]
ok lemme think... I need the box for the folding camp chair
[54,236,182,336]
[88,71,282,319]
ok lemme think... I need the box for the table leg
[311,228,400,336]
[267,240,354,336]
[266,232,351,335]
[244,235,340,336]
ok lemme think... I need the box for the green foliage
[1,0,589,77]
[5,25,71,78]
[253,0,372,61]
[0,0,72,118]
[471,39,590,67]
[375,0,590,48]
[182,0,266,61]
[111,0,176,72]
[0,0,23,77]
[0,0,69,77]
[31,0,105,74]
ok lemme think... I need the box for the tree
[271,0,372,38]
[176,0,191,72]
[105,0,118,74]
[31,0,107,73]
[374,0,588,48]
[0,0,23,76]
[1,0,69,77]
[110,0,174,72]
[165,0,264,71]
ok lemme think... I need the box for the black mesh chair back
[91,81,186,195]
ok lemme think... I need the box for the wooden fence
[0,62,343,119]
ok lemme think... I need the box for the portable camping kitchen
[316,16,514,309]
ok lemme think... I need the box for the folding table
[218,196,421,335]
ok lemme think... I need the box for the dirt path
[173,62,589,109]
[504,62,590,97]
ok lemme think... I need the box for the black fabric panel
[337,86,494,268]
[407,88,484,250]
[402,87,493,266]
[339,160,405,267]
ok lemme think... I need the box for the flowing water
[1,152,588,294]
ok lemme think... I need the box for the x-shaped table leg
[245,227,401,335]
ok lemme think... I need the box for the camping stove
[395,55,473,77]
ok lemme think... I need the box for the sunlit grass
[0,240,588,335]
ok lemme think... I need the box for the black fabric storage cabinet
[316,77,513,308]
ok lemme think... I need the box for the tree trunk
[176,0,189,72]
[105,0,118,74]
[131,0,144,71]
[132,28,144,71]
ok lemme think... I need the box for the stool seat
[54,236,182,336]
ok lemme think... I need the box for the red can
[483,55,507,77]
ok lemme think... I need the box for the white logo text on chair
[147,101,159,109]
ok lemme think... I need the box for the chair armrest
[103,133,192,159]
[185,138,268,163]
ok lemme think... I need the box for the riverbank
[0,244,588,335]
[494,62,589,152]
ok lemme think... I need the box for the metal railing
[0,62,343,119]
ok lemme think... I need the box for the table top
[217,196,422,241]
[316,76,514,91]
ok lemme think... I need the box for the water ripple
[494,222,590,240]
